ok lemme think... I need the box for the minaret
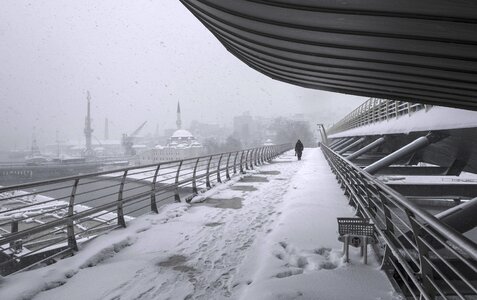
[176,101,182,129]
[84,91,94,156]
[30,129,41,156]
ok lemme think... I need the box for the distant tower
[84,91,94,157]
[104,118,109,140]
[30,129,41,156]
[176,101,182,129]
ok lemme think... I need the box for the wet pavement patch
[231,185,258,191]
[204,222,223,227]
[269,160,294,164]
[197,197,243,209]
[157,255,196,274]
[239,176,269,183]
[260,170,281,175]
[173,265,196,273]
[157,255,187,267]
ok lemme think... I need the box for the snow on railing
[0,144,292,276]
[328,98,433,135]
[321,144,477,299]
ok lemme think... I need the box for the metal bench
[337,217,375,264]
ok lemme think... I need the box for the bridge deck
[1,149,396,300]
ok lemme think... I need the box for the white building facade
[138,103,205,164]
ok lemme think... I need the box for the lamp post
[316,123,328,146]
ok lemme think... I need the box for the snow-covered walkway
[1,148,399,300]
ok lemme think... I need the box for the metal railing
[0,144,291,276]
[328,98,433,135]
[321,144,477,300]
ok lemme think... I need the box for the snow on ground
[0,149,399,300]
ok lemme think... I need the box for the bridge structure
[0,102,476,299]
[173,3,477,297]
[1,1,477,299]
[319,98,477,299]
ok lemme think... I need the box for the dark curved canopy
[180,0,477,110]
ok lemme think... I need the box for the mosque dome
[171,129,194,139]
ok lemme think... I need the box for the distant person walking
[295,139,304,160]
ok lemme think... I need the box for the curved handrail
[321,143,477,299]
[323,144,476,260]
[327,98,432,135]
[0,144,292,276]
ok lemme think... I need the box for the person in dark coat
[295,139,304,160]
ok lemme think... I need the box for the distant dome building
[263,139,274,146]
[138,102,204,164]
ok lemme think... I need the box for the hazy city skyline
[0,1,366,150]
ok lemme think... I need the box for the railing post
[151,164,161,213]
[117,170,128,228]
[225,152,232,180]
[192,157,200,196]
[217,154,224,183]
[239,151,245,174]
[257,147,263,165]
[245,150,250,170]
[249,149,255,170]
[233,151,239,174]
[405,209,435,300]
[67,178,79,251]
[206,156,213,188]
[378,192,396,270]
[175,161,183,202]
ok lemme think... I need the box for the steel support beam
[338,137,366,155]
[364,133,443,175]
[346,137,386,160]
[388,183,477,198]
[436,198,477,234]
[375,166,447,176]
[329,138,347,149]
[333,138,356,152]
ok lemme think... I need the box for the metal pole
[217,154,223,183]
[191,158,200,196]
[258,147,264,165]
[66,179,79,251]
[245,150,251,170]
[174,161,183,202]
[317,124,328,146]
[206,156,213,188]
[364,133,442,175]
[346,137,386,160]
[249,149,254,170]
[117,170,128,227]
[233,151,239,174]
[338,137,366,155]
[239,151,245,174]
[225,152,232,180]
[151,164,161,213]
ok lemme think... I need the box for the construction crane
[121,121,147,156]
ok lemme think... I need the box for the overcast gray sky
[0,0,365,150]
